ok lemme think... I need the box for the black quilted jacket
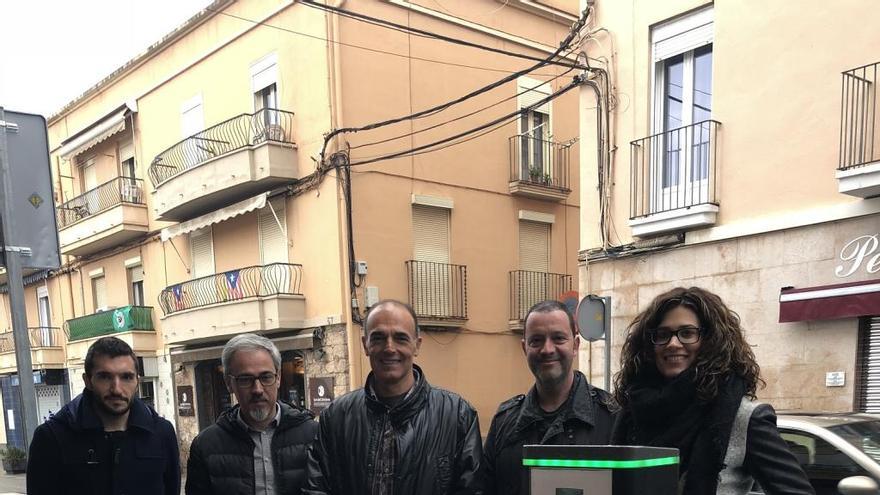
[186,402,318,495]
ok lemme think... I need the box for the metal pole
[0,108,40,450]
[603,296,611,392]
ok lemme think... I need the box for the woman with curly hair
[611,286,813,494]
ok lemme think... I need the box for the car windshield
[829,420,880,463]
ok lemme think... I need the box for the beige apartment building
[0,0,582,453]
[578,0,880,412]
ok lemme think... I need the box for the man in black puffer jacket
[305,300,484,495]
[186,334,318,495]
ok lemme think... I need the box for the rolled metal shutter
[518,220,550,272]
[857,316,880,412]
[412,205,450,263]
[190,228,215,279]
[259,199,288,264]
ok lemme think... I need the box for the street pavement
[0,471,25,494]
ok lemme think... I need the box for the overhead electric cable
[300,0,586,70]
[319,7,592,162]
[349,60,577,151]
[347,75,583,167]
[206,8,557,76]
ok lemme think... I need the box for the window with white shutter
[411,205,451,317]
[92,276,107,312]
[190,228,215,279]
[518,220,550,272]
[81,156,97,192]
[412,205,450,263]
[857,316,880,412]
[259,198,288,264]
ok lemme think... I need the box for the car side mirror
[839,476,880,495]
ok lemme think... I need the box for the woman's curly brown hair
[613,286,764,407]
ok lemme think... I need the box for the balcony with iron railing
[149,108,299,222]
[64,306,157,365]
[56,177,149,256]
[628,120,721,237]
[158,263,305,344]
[508,271,572,331]
[837,61,880,198]
[0,327,66,373]
[508,133,572,201]
[405,260,467,328]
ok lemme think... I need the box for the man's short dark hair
[523,300,577,336]
[84,336,139,377]
[363,299,420,337]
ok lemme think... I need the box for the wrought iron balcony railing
[630,120,720,219]
[509,271,572,323]
[0,327,64,353]
[149,108,295,186]
[64,306,155,342]
[158,263,303,316]
[57,177,145,228]
[840,61,879,170]
[509,133,571,190]
[405,260,467,322]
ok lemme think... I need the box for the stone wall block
[782,226,837,265]
[652,248,696,283]
[692,241,739,277]
[737,231,785,272]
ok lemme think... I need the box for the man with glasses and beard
[483,300,615,495]
[186,333,318,495]
[27,336,180,495]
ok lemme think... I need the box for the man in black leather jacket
[483,300,615,495]
[305,299,484,495]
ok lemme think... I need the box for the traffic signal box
[523,445,679,495]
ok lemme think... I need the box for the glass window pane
[693,45,713,118]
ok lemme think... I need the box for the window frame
[649,6,714,212]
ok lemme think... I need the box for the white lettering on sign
[835,234,880,278]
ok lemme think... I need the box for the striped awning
[58,102,137,160]
[779,279,880,323]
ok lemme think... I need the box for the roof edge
[48,0,235,125]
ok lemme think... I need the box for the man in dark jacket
[27,336,180,495]
[305,299,484,495]
[187,333,318,494]
[483,300,615,495]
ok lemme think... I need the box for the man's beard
[97,395,132,416]
[247,403,272,422]
[530,356,572,388]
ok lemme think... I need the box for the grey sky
[0,0,212,117]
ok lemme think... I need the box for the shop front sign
[836,234,880,278]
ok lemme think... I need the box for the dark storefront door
[195,359,232,431]
[280,351,305,409]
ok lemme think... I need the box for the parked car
[750,412,880,495]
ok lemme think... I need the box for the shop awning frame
[160,192,268,242]
[779,279,880,323]
[58,102,137,160]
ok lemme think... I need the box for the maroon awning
[779,279,880,323]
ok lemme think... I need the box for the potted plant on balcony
[1,446,26,474]
[528,166,543,183]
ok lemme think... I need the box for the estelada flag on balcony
[172,284,185,311]
[226,270,244,299]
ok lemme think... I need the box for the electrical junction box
[355,260,368,276]
[524,445,679,495]
[365,286,379,308]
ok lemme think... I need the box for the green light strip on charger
[523,456,679,469]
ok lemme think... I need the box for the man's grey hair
[221,333,281,375]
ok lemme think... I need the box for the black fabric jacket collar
[53,389,157,434]
[364,364,430,424]
[513,370,596,434]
